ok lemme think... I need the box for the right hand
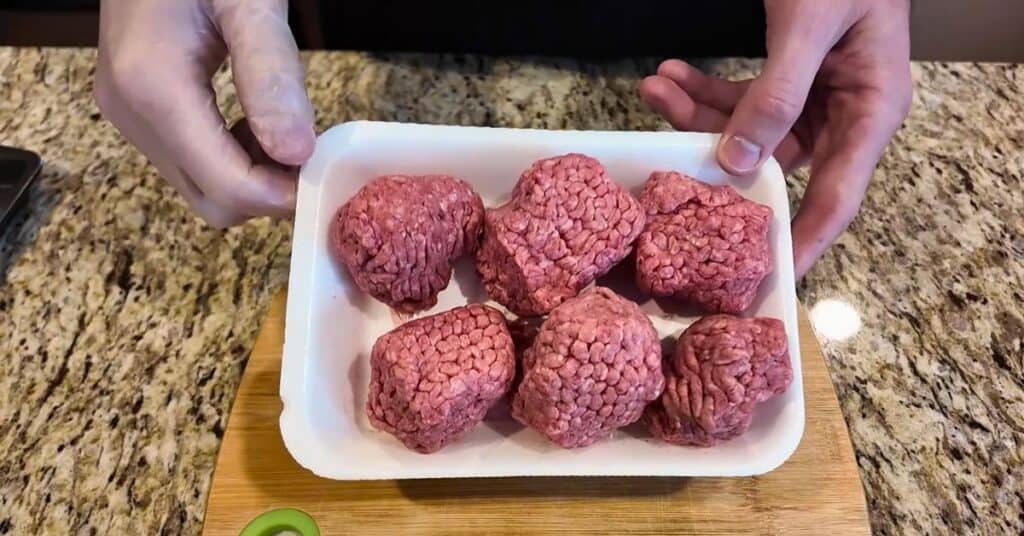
[639,0,912,278]
[95,0,316,228]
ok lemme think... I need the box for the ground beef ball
[331,175,484,313]
[645,315,792,447]
[366,304,516,453]
[512,287,664,448]
[635,171,772,313]
[475,154,645,316]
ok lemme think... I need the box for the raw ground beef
[645,315,792,447]
[635,171,772,313]
[475,154,645,316]
[367,304,515,453]
[331,175,484,313]
[512,287,664,448]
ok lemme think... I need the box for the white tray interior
[281,121,803,480]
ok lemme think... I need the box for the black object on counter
[0,146,42,231]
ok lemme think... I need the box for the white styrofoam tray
[281,121,803,480]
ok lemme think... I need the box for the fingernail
[720,135,763,173]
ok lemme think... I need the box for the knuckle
[106,56,137,92]
[753,85,804,124]
[173,177,249,229]
[204,170,282,217]
[202,179,250,211]
[656,58,686,77]
[101,50,156,103]
[199,207,247,230]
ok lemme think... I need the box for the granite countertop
[0,48,1021,535]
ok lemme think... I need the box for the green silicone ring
[239,508,320,536]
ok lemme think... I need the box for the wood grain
[203,292,869,535]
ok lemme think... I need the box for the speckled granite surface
[0,48,1020,535]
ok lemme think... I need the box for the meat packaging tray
[281,121,803,479]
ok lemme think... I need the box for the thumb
[716,5,841,175]
[213,0,316,166]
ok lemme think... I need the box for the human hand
[639,0,912,278]
[95,0,316,228]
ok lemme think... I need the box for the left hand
[95,0,316,228]
[639,0,913,278]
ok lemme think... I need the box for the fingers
[791,114,898,279]
[95,0,300,228]
[100,102,251,228]
[639,76,729,133]
[211,0,316,165]
[145,78,297,220]
[716,2,849,175]
[639,70,807,173]
[656,59,749,114]
[166,166,250,229]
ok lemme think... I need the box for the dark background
[1,1,1023,61]
[0,1,766,58]
[316,1,766,57]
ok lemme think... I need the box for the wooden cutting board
[202,291,870,535]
